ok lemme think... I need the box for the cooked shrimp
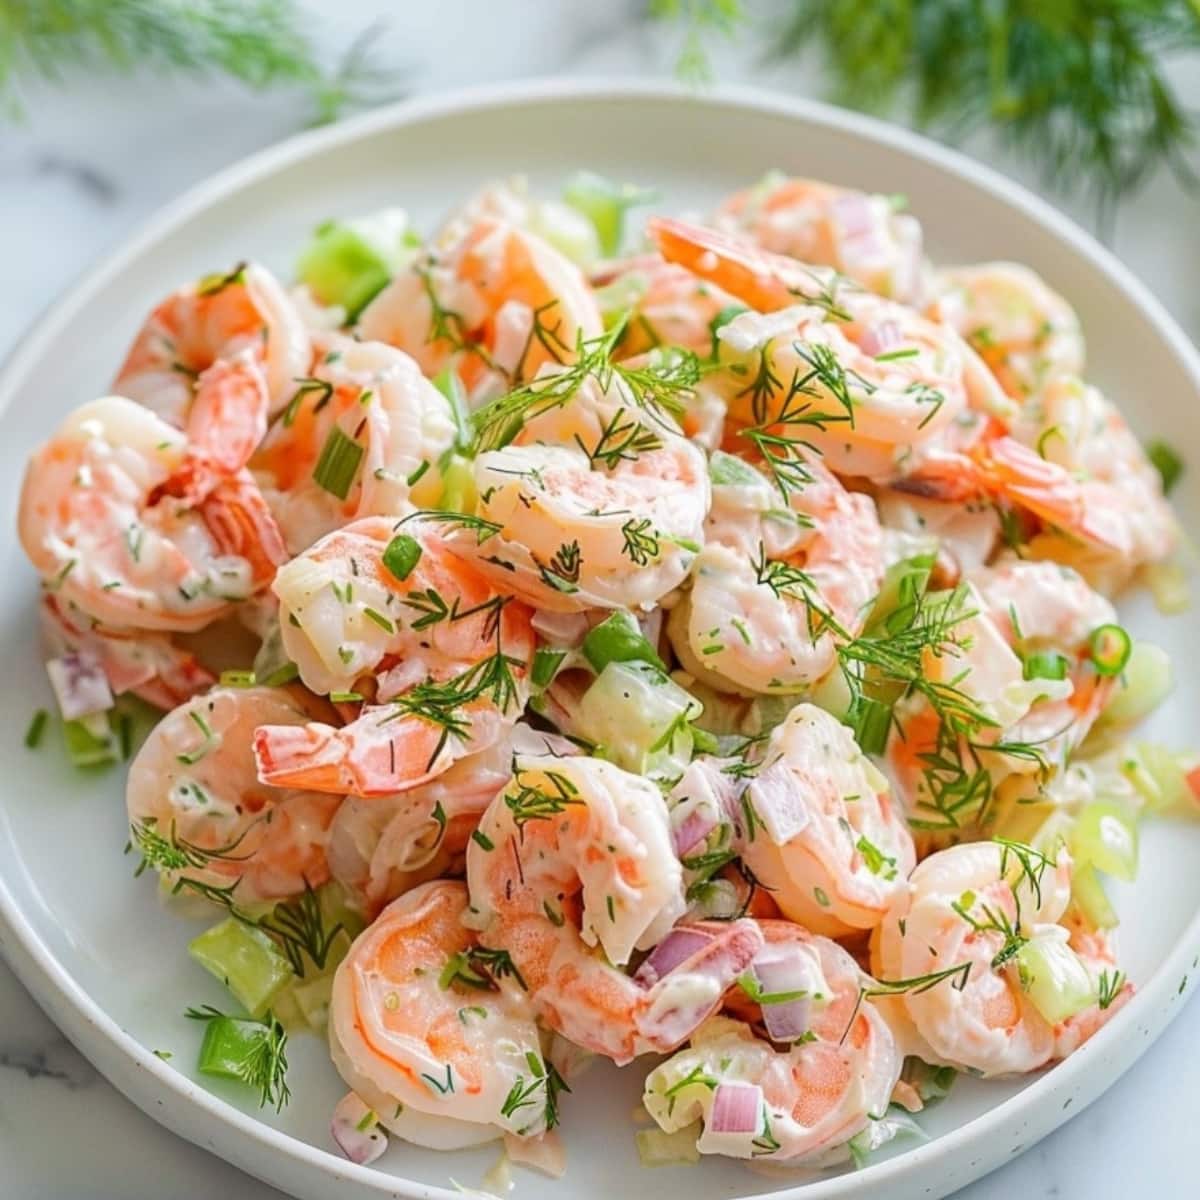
[328,724,575,916]
[329,880,554,1146]
[358,217,603,403]
[466,753,764,1063]
[126,686,340,905]
[731,705,915,936]
[115,261,310,422]
[872,840,1124,1076]
[41,592,213,711]
[453,372,709,613]
[885,562,1117,824]
[18,396,285,634]
[647,219,1011,480]
[668,450,883,695]
[255,515,535,796]
[928,262,1085,400]
[252,334,457,555]
[714,174,929,304]
[644,919,901,1164]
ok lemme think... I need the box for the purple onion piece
[761,997,812,1043]
[46,651,114,721]
[709,1082,763,1134]
[331,1092,388,1166]
[673,808,718,857]
[747,760,808,845]
[634,927,715,988]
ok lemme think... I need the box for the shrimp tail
[255,701,503,797]
[200,470,288,586]
[635,918,765,1052]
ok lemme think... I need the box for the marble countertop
[1,3,1196,1196]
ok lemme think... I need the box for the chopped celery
[290,972,336,1030]
[296,208,413,320]
[635,1123,701,1167]
[864,552,936,635]
[562,172,657,257]
[436,453,476,514]
[1124,742,1195,814]
[1071,863,1119,930]
[575,661,701,778]
[1070,801,1138,882]
[1099,641,1172,726]
[191,1008,290,1110]
[810,663,858,722]
[531,648,567,690]
[1016,934,1096,1024]
[582,610,666,674]
[189,919,295,1018]
[62,712,118,768]
[527,199,603,267]
[708,450,765,488]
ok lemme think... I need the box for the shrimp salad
[17,171,1196,1182]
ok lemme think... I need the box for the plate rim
[1,75,1198,1200]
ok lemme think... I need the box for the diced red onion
[635,927,715,987]
[709,1082,763,1134]
[859,319,903,357]
[750,948,817,1041]
[46,651,114,721]
[832,192,875,237]
[330,1092,388,1166]
[748,761,808,845]
[762,997,812,1042]
[673,807,718,857]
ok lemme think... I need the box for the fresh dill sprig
[647,0,744,83]
[0,1,399,125]
[471,315,700,454]
[186,1004,290,1111]
[504,766,583,828]
[499,1052,570,1132]
[255,881,344,977]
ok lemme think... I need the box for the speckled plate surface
[1,79,1198,1200]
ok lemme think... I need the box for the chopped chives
[362,607,395,634]
[381,533,422,582]
[406,460,431,487]
[24,709,48,749]
[531,648,566,689]
[312,426,364,500]
[220,670,257,688]
[330,691,363,703]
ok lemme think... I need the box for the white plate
[1,79,1198,1200]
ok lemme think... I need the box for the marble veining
[1,2,1197,1197]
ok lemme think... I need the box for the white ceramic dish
[1,79,1198,1200]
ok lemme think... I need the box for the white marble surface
[1,2,1197,1196]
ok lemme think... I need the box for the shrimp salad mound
[16,172,1195,1179]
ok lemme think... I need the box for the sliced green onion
[330,691,363,703]
[1089,624,1132,677]
[1070,801,1139,882]
[531,647,566,690]
[850,696,893,755]
[1016,935,1096,1025]
[312,427,364,501]
[1023,650,1069,682]
[582,610,666,674]
[260,662,299,687]
[1099,641,1172,726]
[62,714,117,768]
[296,223,390,320]
[24,709,48,749]
[1146,440,1183,494]
[381,533,422,581]
[1071,863,1119,929]
[188,919,294,1018]
[562,172,657,257]
[219,670,257,688]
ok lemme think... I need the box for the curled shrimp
[329,880,554,1148]
[466,753,764,1064]
[647,218,1009,480]
[668,450,883,695]
[18,396,285,633]
[126,686,340,905]
[41,592,213,710]
[358,217,602,402]
[886,562,1117,823]
[254,515,534,796]
[714,173,929,304]
[928,262,1085,400]
[643,919,901,1164]
[454,372,710,612]
[871,840,1126,1076]
[733,704,915,936]
[328,724,575,916]
[252,334,458,555]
